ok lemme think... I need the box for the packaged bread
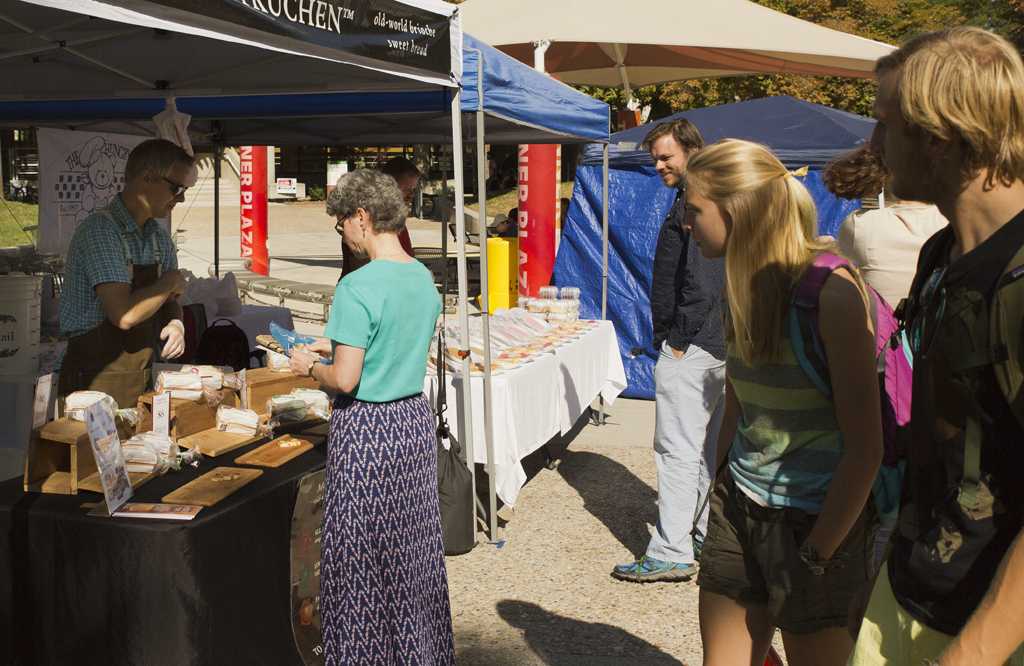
[121,431,177,474]
[65,391,118,421]
[156,372,204,401]
[290,388,331,421]
[267,395,308,424]
[216,406,260,436]
[264,348,291,373]
[180,365,224,389]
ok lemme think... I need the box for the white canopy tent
[459,0,894,93]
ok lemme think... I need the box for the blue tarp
[557,97,872,399]
[0,34,609,146]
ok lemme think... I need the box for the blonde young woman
[686,140,883,666]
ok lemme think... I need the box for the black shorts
[697,474,876,634]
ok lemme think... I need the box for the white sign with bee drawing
[37,128,146,256]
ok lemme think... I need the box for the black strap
[435,180,454,452]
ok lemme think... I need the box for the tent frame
[468,46,610,540]
[5,0,479,538]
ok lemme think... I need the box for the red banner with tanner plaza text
[517,144,560,297]
[240,146,269,276]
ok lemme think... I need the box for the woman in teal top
[288,169,452,665]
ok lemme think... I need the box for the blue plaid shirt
[60,195,177,337]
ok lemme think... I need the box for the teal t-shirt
[325,260,441,402]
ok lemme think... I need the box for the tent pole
[468,47,499,542]
[214,145,222,278]
[451,88,477,540]
[598,143,610,425]
[601,143,609,320]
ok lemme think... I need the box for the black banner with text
[151,0,453,78]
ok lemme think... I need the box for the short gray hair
[124,139,194,182]
[326,169,407,233]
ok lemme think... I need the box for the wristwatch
[798,542,828,576]
[306,359,319,378]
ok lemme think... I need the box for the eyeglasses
[162,177,188,197]
[334,217,346,237]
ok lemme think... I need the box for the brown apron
[59,261,166,410]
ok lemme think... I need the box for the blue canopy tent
[555,96,873,399]
[0,25,610,537]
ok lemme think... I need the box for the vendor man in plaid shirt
[58,139,192,408]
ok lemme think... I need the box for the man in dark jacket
[613,120,726,583]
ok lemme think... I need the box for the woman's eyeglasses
[163,177,188,197]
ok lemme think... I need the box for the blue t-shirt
[325,260,441,402]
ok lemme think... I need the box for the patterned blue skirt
[321,394,455,665]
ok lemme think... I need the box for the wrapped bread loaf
[216,406,260,436]
[268,395,308,424]
[122,431,177,474]
[65,391,118,421]
[180,364,225,390]
[156,372,204,401]
[290,388,331,421]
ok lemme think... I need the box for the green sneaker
[611,556,697,583]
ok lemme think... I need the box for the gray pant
[646,342,727,565]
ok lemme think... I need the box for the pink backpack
[789,252,913,517]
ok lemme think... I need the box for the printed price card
[32,374,54,429]
[153,392,170,437]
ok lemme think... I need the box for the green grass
[0,198,38,248]
[467,181,575,217]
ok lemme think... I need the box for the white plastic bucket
[0,379,34,480]
[0,275,42,480]
[0,275,41,376]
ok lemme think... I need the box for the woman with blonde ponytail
[687,140,883,665]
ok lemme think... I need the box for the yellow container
[483,237,518,313]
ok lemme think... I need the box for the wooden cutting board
[178,428,262,457]
[234,436,313,468]
[163,467,263,507]
[78,470,156,494]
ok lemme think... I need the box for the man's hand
[160,269,187,296]
[160,319,186,359]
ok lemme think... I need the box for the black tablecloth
[0,423,328,666]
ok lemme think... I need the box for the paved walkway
[447,398,704,664]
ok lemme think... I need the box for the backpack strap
[955,243,1024,510]
[788,252,858,399]
[990,244,1024,429]
[935,243,1024,513]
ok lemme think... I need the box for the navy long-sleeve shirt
[650,190,725,360]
